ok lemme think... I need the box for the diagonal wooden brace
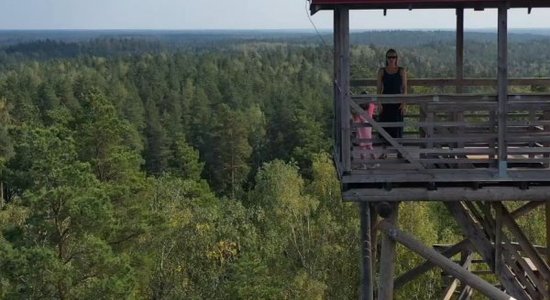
[350,99,425,170]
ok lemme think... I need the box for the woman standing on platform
[377,49,408,149]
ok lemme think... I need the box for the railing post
[455,8,465,149]
[497,5,508,177]
[335,7,351,173]
[456,8,464,94]
[333,8,342,167]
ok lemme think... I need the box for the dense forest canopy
[0,30,549,299]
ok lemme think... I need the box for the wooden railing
[336,93,550,182]
[351,78,550,89]
[351,95,550,169]
[332,78,550,183]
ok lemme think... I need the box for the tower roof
[310,0,550,14]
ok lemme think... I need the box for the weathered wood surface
[442,252,473,300]
[343,186,550,202]
[377,220,516,300]
[497,5,509,177]
[360,202,374,300]
[394,239,471,289]
[378,203,399,300]
[346,93,550,180]
[547,201,550,296]
[395,201,545,291]
[351,78,550,88]
[445,201,529,299]
[496,202,550,282]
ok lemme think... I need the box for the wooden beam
[501,236,546,299]
[370,202,378,278]
[510,201,545,219]
[394,239,471,289]
[456,8,464,94]
[360,202,374,300]
[351,78,550,88]
[377,220,516,300]
[547,201,550,296]
[497,5,508,177]
[458,285,473,300]
[339,7,351,173]
[494,203,503,275]
[496,202,550,282]
[343,187,550,202]
[393,202,542,290]
[350,100,425,169]
[333,10,342,167]
[378,203,399,300]
[444,202,529,299]
[442,252,473,300]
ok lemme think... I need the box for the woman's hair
[385,48,398,66]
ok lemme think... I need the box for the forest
[0,30,549,299]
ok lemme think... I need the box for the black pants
[378,103,403,142]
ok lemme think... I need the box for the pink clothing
[353,103,376,150]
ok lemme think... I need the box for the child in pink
[353,103,377,161]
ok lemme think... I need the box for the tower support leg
[378,202,398,300]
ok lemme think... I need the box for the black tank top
[382,67,403,94]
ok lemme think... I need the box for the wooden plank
[511,201,545,219]
[497,5,508,177]
[353,94,498,104]
[458,285,473,300]
[442,252,473,300]
[394,202,545,291]
[343,187,550,202]
[370,202,378,279]
[338,7,351,172]
[547,201,550,296]
[445,201,529,299]
[344,169,550,184]
[494,203,503,275]
[377,220,516,300]
[501,238,546,300]
[448,202,491,270]
[360,202,374,300]
[496,202,550,282]
[378,203,399,300]
[394,239,471,289]
[351,78,550,88]
[456,7,464,94]
[334,8,342,169]
[350,100,425,169]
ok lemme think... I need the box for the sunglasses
[387,56,397,59]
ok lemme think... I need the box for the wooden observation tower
[310,0,550,299]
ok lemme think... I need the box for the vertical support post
[547,201,550,295]
[360,202,374,300]
[378,203,399,300]
[455,8,465,149]
[494,202,503,275]
[0,181,4,208]
[334,9,342,165]
[335,7,351,173]
[497,5,508,177]
[456,8,464,94]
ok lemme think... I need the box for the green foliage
[1,126,135,299]
[1,32,550,299]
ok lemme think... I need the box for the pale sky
[0,0,550,30]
